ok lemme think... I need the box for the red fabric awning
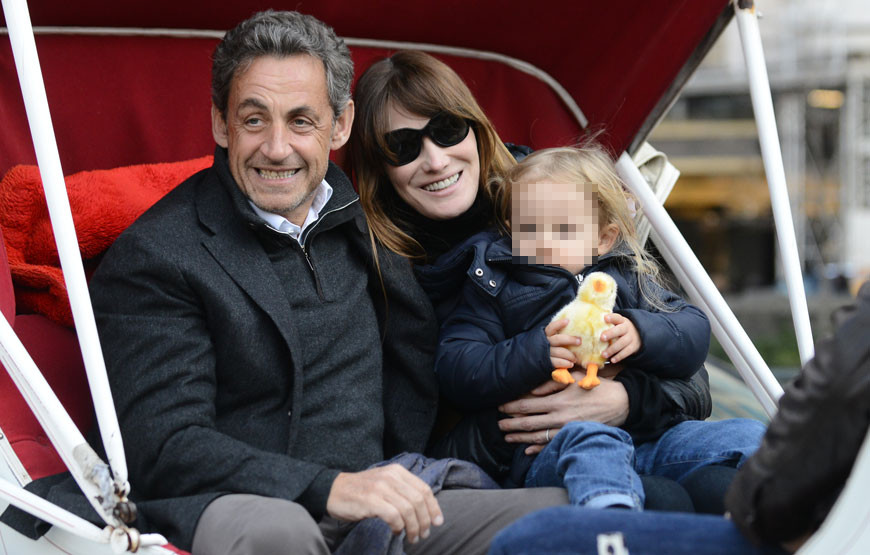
[1,0,732,164]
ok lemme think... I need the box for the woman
[349,50,719,509]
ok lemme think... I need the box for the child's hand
[545,318,580,369]
[601,313,641,363]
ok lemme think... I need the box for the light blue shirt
[248,179,333,245]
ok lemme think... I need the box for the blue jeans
[524,419,765,510]
[635,419,766,480]
[488,506,787,555]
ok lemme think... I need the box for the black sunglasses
[382,112,473,166]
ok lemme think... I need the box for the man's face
[512,180,602,275]
[212,54,353,225]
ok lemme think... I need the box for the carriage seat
[0,224,91,481]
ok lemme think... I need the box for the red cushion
[1,315,191,554]
[0,157,214,327]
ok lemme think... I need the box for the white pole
[649,230,779,417]
[0,316,117,527]
[0,476,110,543]
[1,477,170,552]
[616,154,784,404]
[1,0,128,486]
[733,0,815,366]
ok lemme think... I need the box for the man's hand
[498,371,629,455]
[545,317,580,369]
[601,313,641,364]
[326,465,443,544]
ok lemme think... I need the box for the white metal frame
[733,0,815,365]
[0,0,164,552]
[1,0,128,482]
[617,155,783,415]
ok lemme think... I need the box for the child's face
[512,180,604,275]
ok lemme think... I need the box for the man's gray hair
[212,10,353,119]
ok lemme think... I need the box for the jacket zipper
[297,198,360,300]
[299,198,359,245]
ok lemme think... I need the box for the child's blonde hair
[505,143,673,311]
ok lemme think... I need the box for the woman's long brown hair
[350,50,515,260]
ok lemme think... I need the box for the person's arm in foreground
[726,281,870,549]
[434,281,572,410]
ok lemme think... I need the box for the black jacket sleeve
[725,282,870,545]
[434,282,553,411]
[620,276,711,379]
[366,239,440,456]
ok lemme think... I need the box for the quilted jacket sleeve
[619,275,711,379]
[434,282,554,411]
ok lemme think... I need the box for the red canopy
[0,0,731,175]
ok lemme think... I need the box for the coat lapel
[193,161,301,363]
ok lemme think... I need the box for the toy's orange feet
[551,369,575,384]
[578,363,601,390]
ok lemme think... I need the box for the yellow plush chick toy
[550,271,618,390]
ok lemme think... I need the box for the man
[89,10,567,554]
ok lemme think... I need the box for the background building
[654,0,870,297]
[650,0,869,370]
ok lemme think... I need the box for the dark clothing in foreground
[726,280,870,545]
[489,505,787,555]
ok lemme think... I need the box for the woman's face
[383,104,480,220]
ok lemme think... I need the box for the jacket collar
[191,148,364,367]
[198,146,364,239]
[465,231,631,296]
[416,225,632,301]
[414,228,503,303]
[481,234,627,267]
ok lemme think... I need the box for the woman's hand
[497,369,629,455]
[545,317,579,369]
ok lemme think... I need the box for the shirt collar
[248,179,333,241]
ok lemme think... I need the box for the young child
[434,144,764,510]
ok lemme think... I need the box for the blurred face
[211,55,353,225]
[512,180,612,275]
[383,105,480,220]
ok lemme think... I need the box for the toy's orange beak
[594,279,606,293]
